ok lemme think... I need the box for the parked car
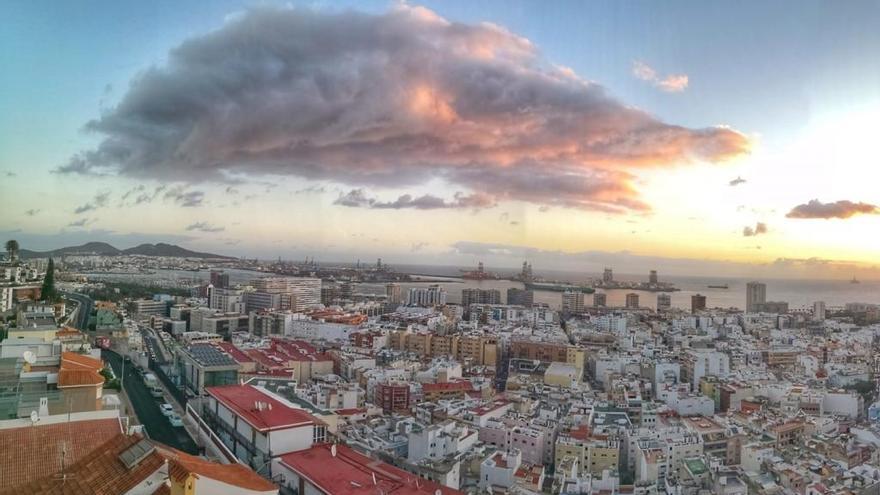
[160,403,174,416]
[169,413,184,427]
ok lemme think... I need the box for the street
[103,349,198,454]
[62,292,93,331]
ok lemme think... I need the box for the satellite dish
[23,351,36,365]
[30,411,39,423]
[436,490,442,495]
[331,444,337,457]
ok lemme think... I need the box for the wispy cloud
[68,218,97,228]
[786,199,880,219]
[164,186,205,207]
[632,60,689,93]
[74,191,110,214]
[57,5,747,213]
[742,222,768,236]
[334,189,496,210]
[185,221,224,233]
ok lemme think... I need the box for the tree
[41,257,57,302]
[4,240,19,263]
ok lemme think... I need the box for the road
[103,349,198,454]
[62,292,93,331]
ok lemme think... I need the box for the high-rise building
[657,293,671,311]
[603,268,614,283]
[507,288,534,307]
[406,285,447,307]
[746,281,766,313]
[210,270,230,289]
[593,292,607,307]
[691,293,707,313]
[649,270,658,284]
[625,293,639,309]
[251,276,321,311]
[461,288,502,307]
[209,287,245,314]
[385,283,402,304]
[813,301,826,321]
[562,291,585,313]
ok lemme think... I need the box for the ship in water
[525,281,595,294]
[851,276,860,284]
[460,261,497,280]
[707,284,729,289]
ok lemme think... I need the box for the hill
[19,242,232,259]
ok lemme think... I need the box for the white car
[169,413,184,427]
[160,403,174,416]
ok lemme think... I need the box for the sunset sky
[2,0,880,278]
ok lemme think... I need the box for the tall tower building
[691,294,707,313]
[562,291,585,313]
[813,301,826,321]
[657,293,671,311]
[746,282,767,313]
[603,268,614,283]
[649,270,658,284]
[385,283,402,304]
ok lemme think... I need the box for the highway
[103,349,198,454]
[62,291,93,331]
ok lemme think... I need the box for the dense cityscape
[3,240,880,494]
[5,1,880,494]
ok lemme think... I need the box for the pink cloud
[59,6,745,213]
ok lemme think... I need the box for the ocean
[80,264,878,311]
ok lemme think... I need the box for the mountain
[19,242,122,258]
[19,242,232,259]
[121,243,233,259]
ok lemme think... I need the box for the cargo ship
[525,282,595,294]
[707,284,729,289]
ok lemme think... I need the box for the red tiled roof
[206,384,319,432]
[0,418,122,492]
[422,381,473,393]
[162,446,276,492]
[4,433,165,495]
[215,342,254,363]
[58,352,104,389]
[279,444,462,495]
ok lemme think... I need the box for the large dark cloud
[57,5,749,212]
[786,199,880,219]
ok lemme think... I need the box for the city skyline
[3,1,880,279]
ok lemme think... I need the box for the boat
[525,282,595,294]
[707,284,729,289]
[851,276,860,284]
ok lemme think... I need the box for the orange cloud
[60,6,747,213]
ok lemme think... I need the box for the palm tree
[4,240,19,263]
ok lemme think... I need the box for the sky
[2,0,880,278]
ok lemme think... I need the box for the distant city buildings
[746,281,767,313]
[657,293,671,311]
[561,291,585,313]
[507,288,534,307]
[406,285,447,307]
[691,293,707,313]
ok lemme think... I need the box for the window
[313,425,326,444]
